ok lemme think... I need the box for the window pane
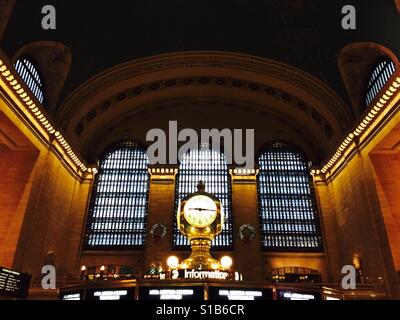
[174,147,233,249]
[257,142,323,252]
[14,58,45,104]
[84,141,149,249]
[365,57,396,107]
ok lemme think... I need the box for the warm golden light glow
[229,168,259,176]
[0,56,89,174]
[220,256,233,269]
[312,72,400,179]
[167,256,180,269]
[353,255,362,270]
[180,263,188,270]
[149,168,178,174]
[211,263,219,270]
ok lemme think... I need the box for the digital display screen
[0,267,31,299]
[139,286,204,300]
[277,290,321,301]
[86,288,134,301]
[208,287,273,301]
[60,292,82,301]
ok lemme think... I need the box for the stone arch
[338,42,400,117]
[12,41,72,116]
[56,51,352,164]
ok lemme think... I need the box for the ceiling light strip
[0,58,88,173]
[311,76,400,178]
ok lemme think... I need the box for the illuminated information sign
[208,287,273,301]
[139,287,204,300]
[277,290,321,301]
[0,267,31,299]
[86,288,134,300]
[61,293,82,301]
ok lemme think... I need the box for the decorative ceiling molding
[73,76,335,141]
[56,51,352,133]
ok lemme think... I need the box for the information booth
[59,280,343,301]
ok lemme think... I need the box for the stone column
[144,166,178,273]
[230,169,265,282]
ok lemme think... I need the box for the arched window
[84,141,150,249]
[257,142,322,252]
[14,57,45,104]
[365,57,396,107]
[174,146,233,249]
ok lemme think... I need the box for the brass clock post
[177,181,227,271]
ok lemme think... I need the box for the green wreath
[239,224,256,242]
[150,223,167,240]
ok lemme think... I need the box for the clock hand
[188,208,217,212]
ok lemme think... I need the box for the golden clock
[176,181,226,270]
[183,195,218,228]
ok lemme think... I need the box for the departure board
[0,267,31,299]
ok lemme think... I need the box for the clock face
[183,195,218,228]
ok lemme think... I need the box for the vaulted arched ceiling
[3,0,400,109]
[2,0,400,164]
[55,52,350,163]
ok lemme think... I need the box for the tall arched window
[174,146,233,249]
[257,142,322,252]
[365,57,396,107]
[84,141,150,249]
[14,57,44,104]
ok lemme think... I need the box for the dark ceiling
[2,0,400,108]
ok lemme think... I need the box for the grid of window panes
[14,58,44,104]
[174,147,233,249]
[84,141,149,249]
[257,142,322,252]
[365,57,396,107]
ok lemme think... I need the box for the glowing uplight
[167,256,179,269]
[220,256,233,269]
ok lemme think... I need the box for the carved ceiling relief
[74,76,335,140]
[57,53,351,128]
